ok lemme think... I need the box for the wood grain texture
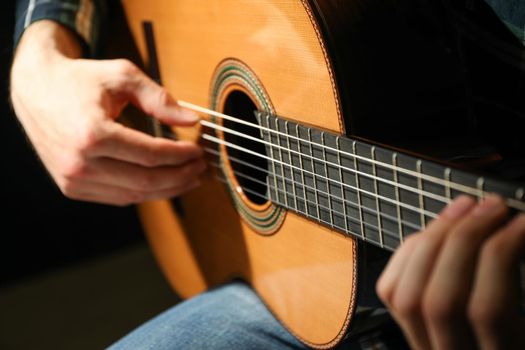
[121,0,358,347]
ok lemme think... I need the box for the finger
[64,178,202,206]
[376,196,475,306]
[376,234,425,350]
[377,234,421,308]
[108,60,199,126]
[423,195,508,350]
[92,122,203,167]
[78,156,207,192]
[388,195,477,350]
[468,214,525,350]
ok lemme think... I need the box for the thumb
[118,64,199,126]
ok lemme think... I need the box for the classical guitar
[116,1,525,348]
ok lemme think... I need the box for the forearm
[14,20,82,66]
[10,21,82,130]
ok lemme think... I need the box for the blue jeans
[107,281,310,349]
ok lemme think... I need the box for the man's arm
[14,0,106,57]
[10,1,206,206]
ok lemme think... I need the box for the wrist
[11,20,83,103]
[12,20,82,70]
[10,20,85,127]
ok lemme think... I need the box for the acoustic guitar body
[121,0,358,348]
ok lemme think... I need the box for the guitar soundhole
[223,90,268,205]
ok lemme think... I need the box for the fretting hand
[10,21,206,206]
[377,195,525,349]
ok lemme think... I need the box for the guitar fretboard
[256,112,525,251]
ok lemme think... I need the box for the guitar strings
[204,133,444,218]
[205,146,422,233]
[182,100,451,184]
[206,148,422,232]
[209,160,419,242]
[203,120,525,216]
[213,172,400,252]
[202,119,451,206]
[203,132,525,217]
[179,100,525,211]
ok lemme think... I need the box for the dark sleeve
[14,0,107,57]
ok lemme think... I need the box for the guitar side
[121,0,359,348]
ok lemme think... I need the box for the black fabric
[440,0,525,162]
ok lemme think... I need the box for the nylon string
[177,100,525,212]
[204,146,422,233]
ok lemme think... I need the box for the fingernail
[442,195,476,220]
[472,194,505,216]
[178,108,199,123]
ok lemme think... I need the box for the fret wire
[371,148,384,247]
[202,120,452,207]
[417,160,426,230]
[265,115,280,202]
[212,172,401,247]
[445,168,452,201]
[285,121,298,211]
[322,132,335,227]
[195,112,525,208]
[205,148,422,232]
[308,129,321,220]
[274,118,289,208]
[297,124,309,216]
[517,188,525,201]
[203,133,439,219]
[336,137,349,233]
[353,141,366,240]
[476,177,485,202]
[300,188,318,226]
[393,153,404,244]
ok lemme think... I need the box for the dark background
[0,1,145,286]
[0,4,179,349]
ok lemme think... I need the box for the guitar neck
[257,112,525,251]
